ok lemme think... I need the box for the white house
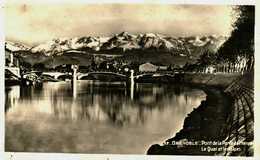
[139,62,158,72]
[205,65,215,74]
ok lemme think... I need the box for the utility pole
[130,70,134,100]
[71,65,79,99]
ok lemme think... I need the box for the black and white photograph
[3,0,256,158]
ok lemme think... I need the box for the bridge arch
[78,73,90,80]
[78,72,127,81]
[42,72,71,80]
[56,74,72,80]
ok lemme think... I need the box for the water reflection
[5,81,206,154]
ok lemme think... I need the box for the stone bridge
[42,71,176,81]
[77,72,127,80]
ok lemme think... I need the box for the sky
[4,3,235,45]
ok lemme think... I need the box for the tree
[33,63,45,71]
[198,50,217,66]
[19,60,32,72]
[217,6,255,63]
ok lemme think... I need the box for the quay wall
[147,72,254,156]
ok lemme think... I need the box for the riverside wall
[147,72,254,156]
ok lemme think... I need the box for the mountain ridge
[6,32,226,56]
[5,32,227,68]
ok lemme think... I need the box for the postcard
[2,0,258,159]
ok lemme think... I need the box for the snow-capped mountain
[103,32,226,56]
[30,36,110,55]
[28,32,226,56]
[178,35,227,57]
[5,32,228,68]
[101,32,184,52]
[101,32,140,51]
[5,41,30,52]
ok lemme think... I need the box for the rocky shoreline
[147,72,254,156]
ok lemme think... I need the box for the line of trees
[217,5,254,72]
[186,6,255,74]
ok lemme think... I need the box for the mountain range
[5,32,227,68]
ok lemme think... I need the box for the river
[5,81,206,154]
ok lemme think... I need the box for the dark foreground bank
[147,72,254,156]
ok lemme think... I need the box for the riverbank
[147,72,254,156]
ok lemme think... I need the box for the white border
[0,0,259,160]
[4,0,257,5]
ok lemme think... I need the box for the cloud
[5,3,234,45]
